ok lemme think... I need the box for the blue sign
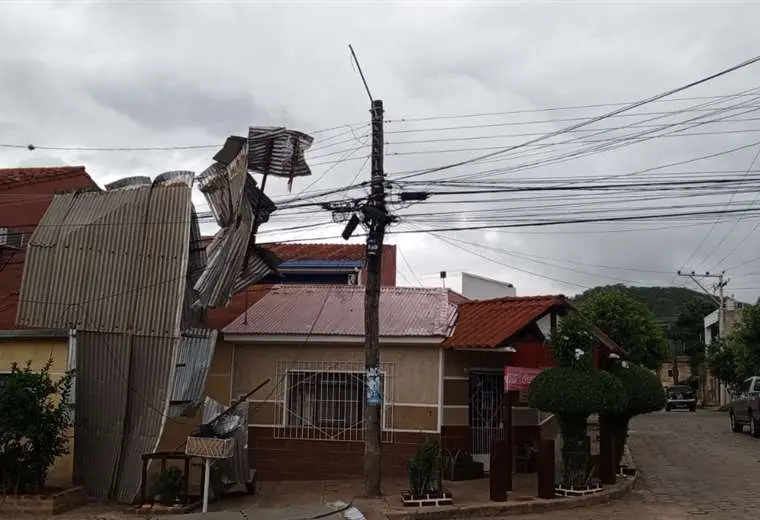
[366,367,382,406]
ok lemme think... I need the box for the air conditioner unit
[0,228,22,249]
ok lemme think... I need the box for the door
[469,371,504,472]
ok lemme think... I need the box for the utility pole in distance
[676,270,729,404]
[363,98,386,497]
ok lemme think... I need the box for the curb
[383,474,637,520]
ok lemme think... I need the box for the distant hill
[572,284,717,325]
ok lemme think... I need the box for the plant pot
[401,490,453,507]
[554,483,603,497]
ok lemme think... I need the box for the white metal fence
[272,360,395,442]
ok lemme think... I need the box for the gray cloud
[1,1,760,301]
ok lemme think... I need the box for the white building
[455,272,517,299]
[704,297,744,405]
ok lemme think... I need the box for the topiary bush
[529,367,627,487]
[0,359,73,495]
[601,362,665,469]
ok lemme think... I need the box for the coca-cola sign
[504,366,543,401]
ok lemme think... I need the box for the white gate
[470,371,504,472]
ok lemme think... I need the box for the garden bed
[0,486,86,515]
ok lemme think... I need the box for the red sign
[504,366,543,401]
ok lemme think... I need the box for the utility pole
[364,98,386,497]
[676,270,729,404]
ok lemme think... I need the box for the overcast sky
[2,1,760,302]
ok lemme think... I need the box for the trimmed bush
[528,367,627,416]
[602,362,666,468]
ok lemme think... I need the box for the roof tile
[442,295,567,349]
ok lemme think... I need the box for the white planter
[554,484,603,497]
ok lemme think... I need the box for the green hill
[572,284,717,325]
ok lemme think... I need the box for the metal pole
[364,98,385,498]
[202,459,211,513]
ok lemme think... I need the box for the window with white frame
[273,360,394,442]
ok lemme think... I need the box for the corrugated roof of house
[224,284,459,338]
[443,294,625,355]
[443,295,566,349]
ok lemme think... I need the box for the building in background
[0,166,98,487]
[440,271,516,299]
[704,297,746,405]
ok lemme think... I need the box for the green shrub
[528,367,627,416]
[407,438,441,497]
[150,467,184,505]
[0,359,73,495]
[602,363,666,468]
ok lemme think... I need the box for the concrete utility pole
[676,270,729,403]
[364,98,386,497]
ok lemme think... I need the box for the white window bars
[273,360,395,442]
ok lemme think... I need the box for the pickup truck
[665,385,696,412]
[729,375,760,436]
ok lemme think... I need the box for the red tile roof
[0,166,93,192]
[224,284,459,338]
[0,166,97,329]
[443,295,566,349]
[267,243,367,261]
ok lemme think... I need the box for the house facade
[0,166,98,487]
[221,284,457,480]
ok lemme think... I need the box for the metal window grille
[273,360,394,442]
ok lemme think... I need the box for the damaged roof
[224,284,460,338]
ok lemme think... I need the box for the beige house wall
[230,341,441,433]
[0,337,74,487]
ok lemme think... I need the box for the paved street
[512,410,759,519]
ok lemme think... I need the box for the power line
[390,56,760,181]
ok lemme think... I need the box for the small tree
[0,359,73,495]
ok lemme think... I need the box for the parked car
[665,385,696,412]
[729,376,760,436]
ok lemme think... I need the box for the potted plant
[528,313,627,496]
[149,467,184,506]
[402,438,453,507]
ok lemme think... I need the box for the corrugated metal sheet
[247,127,314,182]
[169,328,218,418]
[195,139,278,308]
[182,208,207,330]
[16,173,193,337]
[74,331,178,503]
[202,397,251,485]
[114,334,178,504]
[223,285,455,337]
[73,331,131,498]
[442,295,565,349]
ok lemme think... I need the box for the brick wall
[1,487,86,515]
[249,427,433,480]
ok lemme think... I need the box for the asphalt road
[508,409,759,519]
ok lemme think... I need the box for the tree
[0,359,73,494]
[579,289,669,370]
[706,339,741,389]
[730,303,760,381]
